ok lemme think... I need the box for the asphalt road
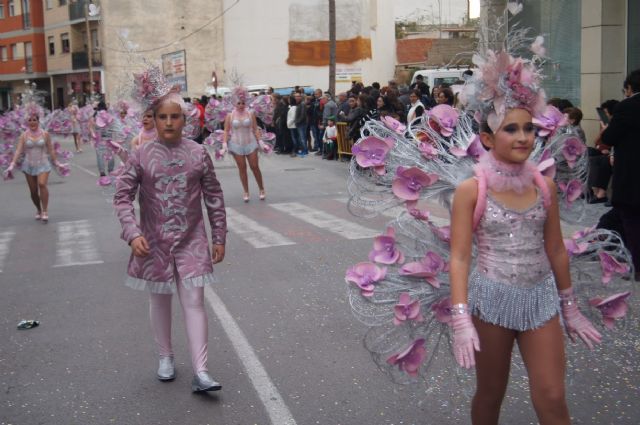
[0,137,637,425]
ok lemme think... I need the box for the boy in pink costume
[114,86,227,392]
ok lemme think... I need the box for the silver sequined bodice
[475,192,551,287]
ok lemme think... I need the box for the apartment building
[0,0,48,110]
[44,0,102,108]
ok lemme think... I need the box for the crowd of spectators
[268,75,467,158]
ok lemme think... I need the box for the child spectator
[322,117,338,160]
[564,107,586,143]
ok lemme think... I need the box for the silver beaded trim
[468,271,560,331]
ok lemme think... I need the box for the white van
[246,84,270,95]
[410,69,474,91]
[205,86,231,97]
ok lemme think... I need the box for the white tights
[149,282,208,373]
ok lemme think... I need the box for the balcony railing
[25,57,33,73]
[69,0,100,21]
[72,50,102,70]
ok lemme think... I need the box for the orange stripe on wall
[287,36,372,66]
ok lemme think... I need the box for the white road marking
[226,207,295,248]
[204,287,297,425]
[53,220,104,267]
[270,202,378,240]
[70,162,98,177]
[0,230,16,273]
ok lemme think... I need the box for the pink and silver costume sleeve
[113,148,143,243]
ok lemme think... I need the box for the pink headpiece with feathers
[132,64,185,112]
[459,33,548,132]
[24,102,44,120]
[231,86,249,106]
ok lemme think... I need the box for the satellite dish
[88,4,100,17]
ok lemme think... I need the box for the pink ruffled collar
[476,152,537,193]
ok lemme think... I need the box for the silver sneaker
[157,356,175,381]
[191,371,222,392]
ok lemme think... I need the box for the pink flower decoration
[533,105,568,137]
[95,110,114,128]
[369,227,405,264]
[261,132,276,142]
[598,252,630,285]
[399,251,447,288]
[451,134,484,160]
[572,225,596,240]
[352,136,392,175]
[405,200,430,221]
[393,293,424,325]
[563,238,588,256]
[561,137,586,169]
[59,150,74,160]
[258,140,273,155]
[431,297,452,324]
[54,162,70,177]
[392,166,439,201]
[537,148,556,178]
[510,83,538,106]
[345,262,387,297]
[429,105,458,137]
[381,115,406,134]
[429,223,451,243]
[418,141,438,159]
[558,179,583,204]
[386,338,426,377]
[589,291,631,329]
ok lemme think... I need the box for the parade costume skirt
[468,271,560,331]
[21,161,52,176]
[125,272,219,294]
[228,140,258,156]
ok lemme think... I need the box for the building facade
[222,0,396,93]
[43,0,102,108]
[0,0,48,110]
[99,0,224,104]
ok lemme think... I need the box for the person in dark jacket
[601,69,640,281]
[294,93,309,156]
[345,95,366,141]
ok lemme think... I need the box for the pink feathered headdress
[231,86,249,106]
[24,102,44,121]
[132,64,185,112]
[458,29,548,132]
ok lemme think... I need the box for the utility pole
[85,1,94,96]
[328,0,336,96]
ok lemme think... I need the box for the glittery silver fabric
[468,191,559,330]
[476,193,549,287]
[469,272,559,331]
